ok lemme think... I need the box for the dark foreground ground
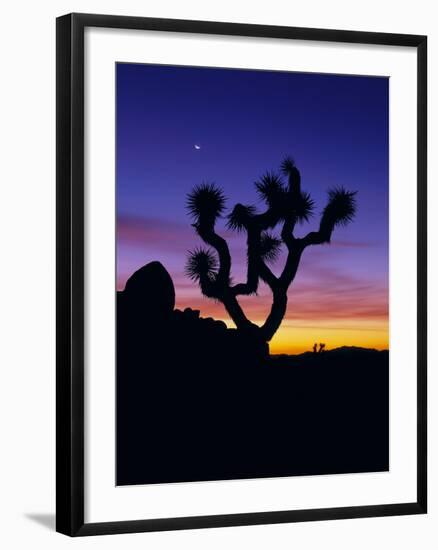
[116,262,389,486]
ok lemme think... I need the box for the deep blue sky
[116,63,389,352]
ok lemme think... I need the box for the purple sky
[116,63,389,352]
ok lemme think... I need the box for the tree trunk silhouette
[261,289,288,341]
[222,293,256,330]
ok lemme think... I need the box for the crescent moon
[194,144,201,150]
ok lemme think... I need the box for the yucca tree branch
[301,187,357,247]
[301,231,326,247]
[194,222,232,288]
[227,199,282,297]
[281,217,297,250]
[230,225,262,297]
[258,258,279,290]
[186,184,256,329]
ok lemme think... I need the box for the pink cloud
[117,215,194,252]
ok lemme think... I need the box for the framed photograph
[56,13,427,536]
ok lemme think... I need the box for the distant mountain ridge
[271,346,388,370]
[273,345,388,359]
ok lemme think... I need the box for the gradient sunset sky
[116,63,389,354]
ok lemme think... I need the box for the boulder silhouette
[123,261,175,320]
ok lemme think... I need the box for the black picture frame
[56,12,427,537]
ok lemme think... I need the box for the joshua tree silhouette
[185,157,357,343]
[312,343,326,353]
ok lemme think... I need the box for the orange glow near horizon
[201,316,388,355]
[269,320,389,354]
[172,286,389,355]
[168,269,390,354]
[118,262,389,355]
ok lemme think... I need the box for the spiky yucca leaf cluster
[281,156,301,194]
[227,203,257,232]
[294,191,314,223]
[319,187,357,242]
[254,167,313,224]
[259,232,282,263]
[255,173,287,210]
[186,183,226,224]
[280,156,295,175]
[185,247,217,282]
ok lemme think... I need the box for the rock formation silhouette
[118,261,269,365]
[123,261,175,319]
